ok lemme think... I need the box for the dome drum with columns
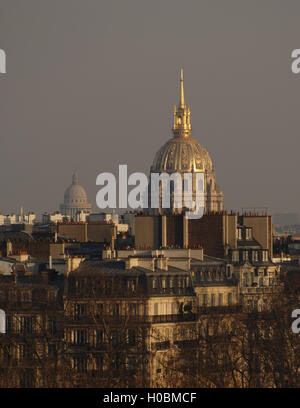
[60,173,92,219]
[150,69,223,214]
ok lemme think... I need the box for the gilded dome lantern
[150,69,223,213]
[151,69,214,174]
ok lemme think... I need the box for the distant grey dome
[63,173,88,205]
[59,172,92,218]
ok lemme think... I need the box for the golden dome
[151,136,213,173]
[151,69,213,174]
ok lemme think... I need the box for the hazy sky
[0,0,300,216]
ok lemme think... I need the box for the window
[129,303,137,316]
[245,228,252,240]
[152,278,157,290]
[138,303,144,316]
[113,304,120,316]
[242,250,248,261]
[262,250,268,262]
[73,329,87,345]
[252,251,259,262]
[178,279,183,293]
[76,279,85,293]
[171,303,177,314]
[6,315,12,334]
[19,316,33,335]
[173,328,177,341]
[128,356,136,371]
[211,294,215,306]
[75,303,86,316]
[97,303,104,317]
[218,293,223,306]
[95,355,103,372]
[232,250,239,262]
[20,369,34,388]
[203,294,208,306]
[165,328,170,340]
[237,228,243,240]
[228,293,233,306]
[18,344,31,359]
[47,318,56,336]
[96,329,104,344]
[111,329,119,345]
[128,329,136,346]
[3,344,12,362]
[128,280,136,294]
[72,356,87,373]
[112,353,122,370]
[21,291,31,303]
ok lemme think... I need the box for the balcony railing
[65,313,197,325]
[241,286,281,294]
[196,305,243,314]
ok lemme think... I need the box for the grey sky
[0,0,299,216]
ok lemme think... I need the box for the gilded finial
[172,68,191,138]
[180,68,185,108]
[72,171,79,185]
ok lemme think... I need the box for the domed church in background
[59,172,92,219]
[150,69,223,213]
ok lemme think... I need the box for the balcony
[241,286,281,295]
[65,313,196,325]
[150,313,196,323]
[197,305,243,314]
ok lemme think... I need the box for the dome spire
[180,68,185,108]
[72,172,79,185]
[172,68,191,138]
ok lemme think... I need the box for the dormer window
[237,228,243,240]
[262,250,268,262]
[232,250,239,262]
[252,251,259,262]
[245,228,252,240]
